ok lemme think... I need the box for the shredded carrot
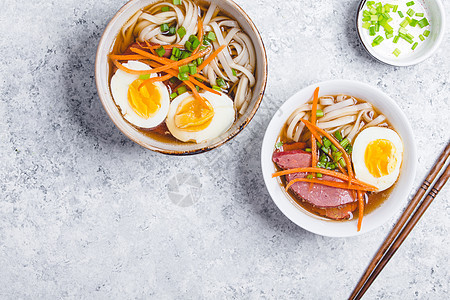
[192,17,204,55]
[130,47,210,74]
[271,167,377,189]
[111,59,152,75]
[184,80,209,108]
[301,119,354,180]
[142,41,157,56]
[310,87,320,187]
[357,191,364,231]
[109,54,147,61]
[191,73,208,82]
[197,45,226,71]
[285,178,377,192]
[138,74,173,90]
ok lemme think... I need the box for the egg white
[353,127,403,191]
[110,60,170,128]
[166,91,235,143]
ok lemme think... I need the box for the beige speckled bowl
[95,0,267,155]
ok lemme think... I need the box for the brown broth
[274,95,398,221]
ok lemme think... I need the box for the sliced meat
[273,150,356,210]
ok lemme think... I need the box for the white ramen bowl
[261,80,417,237]
[356,0,446,66]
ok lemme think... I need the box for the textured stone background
[0,0,449,299]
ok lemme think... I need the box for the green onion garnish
[399,27,408,35]
[161,6,170,12]
[423,30,430,37]
[362,22,371,29]
[399,33,414,44]
[206,31,216,41]
[306,174,313,180]
[212,85,221,91]
[155,46,165,57]
[411,42,418,50]
[170,55,178,61]
[321,147,329,154]
[419,34,425,41]
[415,12,424,17]
[372,35,384,46]
[386,32,393,39]
[339,158,346,168]
[399,19,409,28]
[418,18,429,28]
[406,1,415,6]
[170,92,178,99]
[169,26,176,35]
[369,26,376,36]
[393,35,400,43]
[189,65,197,75]
[197,58,204,66]
[316,109,324,118]
[305,148,311,152]
[316,141,322,148]
[216,78,226,87]
[323,137,332,148]
[393,5,398,12]
[178,72,189,81]
[177,86,187,94]
[393,48,401,57]
[139,74,150,80]
[334,130,342,141]
[340,138,349,148]
[316,173,323,178]
[172,47,181,58]
[181,51,191,60]
[173,0,181,5]
[409,19,418,27]
[177,26,186,38]
[331,144,338,152]
[184,40,192,51]
[398,11,404,18]
[160,23,169,32]
[232,69,237,76]
[179,65,189,74]
[275,141,283,149]
[169,77,178,84]
[406,33,414,40]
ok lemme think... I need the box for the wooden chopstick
[349,142,450,300]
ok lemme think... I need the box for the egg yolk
[127,79,161,119]
[364,139,397,178]
[174,96,214,132]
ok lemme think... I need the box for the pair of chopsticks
[349,141,450,300]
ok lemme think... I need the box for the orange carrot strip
[143,41,157,55]
[138,74,173,90]
[198,45,226,71]
[188,76,221,95]
[152,44,184,50]
[111,59,152,75]
[192,17,204,55]
[272,167,377,189]
[310,87,320,171]
[357,191,364,231]
[301,119,353,180]
[109,54,147,60]
[285,178,377,192]
[192,73,208,82]
[130,47,210,74]
[185,80,209,108]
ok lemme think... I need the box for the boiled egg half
[110,60,170,128]
[166,91,235,143]
[352,127,403,191]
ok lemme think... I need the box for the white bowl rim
[355,0,446,67]
[261,79,417,237]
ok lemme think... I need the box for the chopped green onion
[340,138,349,148]
[180,51,191,60]
[170,92,178,99]
[338,158,346,168]
[169,77,178,84]
[189,65,197,75]
[178,65,189,74]
[316,141,322,148]
[362,17,370,23]
[393,5,398,12]
[375,23,380,32]
[172,47,181,58]
[415,12,424,17]
[400,19,409,28]
[372,35,384,46]
[345,145,353,154]
[323,137,332,148]
[170,55,178,61]
[316,109,324,118]
[316,162,326,168]
[305,148,312,152]
[369,26,376,36]
[195,85,200,91]
[197,57,204,66]
[393,35,400,43]
[177,26,186,38]
[161,6,170,12]
[406,33,414,40]
[418,18,429,28]
[362,22,371,29]
[169,26,176,35]
[178,72,189,81]
[423,30,430,37]
[321,147,329,154]
[212,85,221,91]
[399,27,408,34]
[330,144,338,152]
[232,69,237,76]
[139,74,150,80]
[334,130,342,141]
[316,173,323,178]
[184,40,192,51]
[393,48,401,57]
[406,1,415,6]
[399,33,414,44]
[275,141,283,149]
[155,46,165,57]
[385,32,393,39]
[412,42,418,50]
[319,154,328,163]
[173,0,181,5]
[177,86,187,94]
[398,11,404,18]
[216,77,226,87]
[409,19,418,27]
[206,31,216,41]
[189,35,197,43]
[306,174,313,180]
[419,34,425,41]
[160,23,169,32]
[192,39,200,49]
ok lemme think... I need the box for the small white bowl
[261,80,417,237]
[356,0,446,66]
